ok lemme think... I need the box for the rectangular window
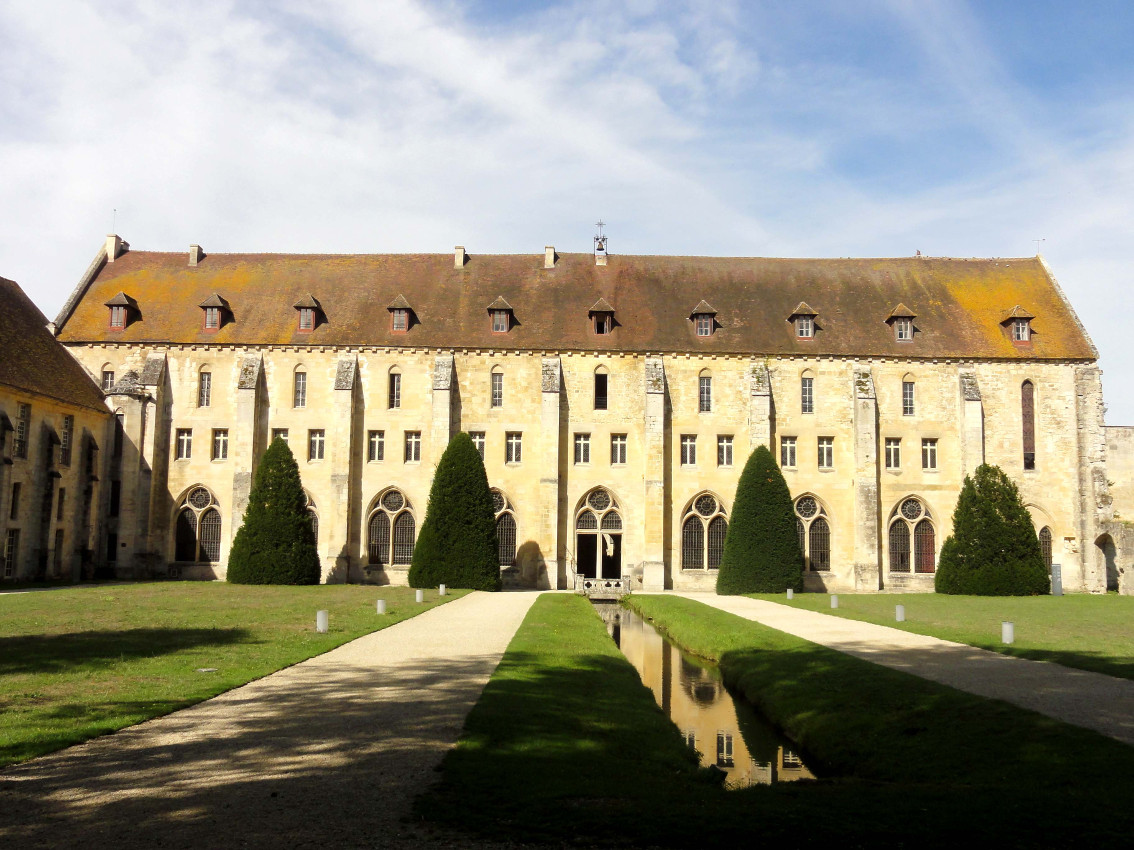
[505,432,522,464]
[716,732,734,768]
[902,380,915,416]
[885,438,901,470]
[101,370,115,391]
[106,531,117,563]
[368,430,385,462]
[212,428,229,461]
[54,529,64,573]
[204,307,220,329]
[696,314,713,337]
[308,429,325,461]
[699,376,712,413]
[780,436,797,468]
[9,482,20,520]
[594,314,611,335]
[922,438,938,470]
[109,479,121,517]
[491,310,509,333]
[4,529,18,577]
[388,373,401,409]
[574,433,591,464]
[796,317,813,339]
[404,431,421,462]
[56,487,66,521]
[594,373,608,410]
[611,434,627,465]
[60,416,74,466]
[198,371,212,407]
[109,305,126,329]
[271,428,289,445]
[491,372,503,408]
[14,403,30,459]
[818,437,834,469]
[299,307,315,331]
[895,318,912,341]
[392,308,408,332]
[1014,319,1030,342]
[680,435,697,466]
[175,428,192,460]
[801,377,814,414]
[469,431,486,460]
[293,372,307,408]
[113,412,124,458]
[717,435,733,467]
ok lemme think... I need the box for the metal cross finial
[1033,238,1045,255]
[595,220,605,237]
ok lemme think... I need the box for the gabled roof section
[788,301,817,318]
[0,276,107,413]
[690,300,717,316]
[54,252,1097,360]
[387,294,412,311]
[887,303,916,320]
[487,295,513,312]
[589,297,615,314]
[1003,304,1035,321]
[104,292,137,308]
[293,294,321,310]
[198,293,230,309]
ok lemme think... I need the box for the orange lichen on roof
[55,252,1096,361]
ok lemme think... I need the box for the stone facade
[50,240,1116,592]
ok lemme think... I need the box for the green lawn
[750,591,1134,679]
[419,594,1134,847]
[0,581,461,767]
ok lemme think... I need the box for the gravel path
[676,592,1134,747]
[0,590,542,849]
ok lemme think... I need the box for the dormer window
[299,308,315,331]
[887,303,917,342]
[387,294,414,334]
[293,294,323,333]
[1002,305,1035,345]
[198,294,231,332]
[589,298,615,336]
[104,292,138,331]
[788,302,818,341]
[487,296,514,334]
[689,300,717,337]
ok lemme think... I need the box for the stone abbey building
[33,233,1122,593]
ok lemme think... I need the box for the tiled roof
[888,303,916,319]
[55,251,1097,360]
[789,301,818,318]
[1004,304,1036,320]
[292,294,321,309]
[487,295,513,312]
[589,297,615,314]
[690,300,717,316]
[198,293,230,309]
[0,276,107,412]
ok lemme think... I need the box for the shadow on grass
[0,628,252,676]
[986,646,1134,680]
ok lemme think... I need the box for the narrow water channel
[594,602,815,789]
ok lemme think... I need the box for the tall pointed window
[681,493,728,570]
[198,371,212,408]
[1022,380,1036,470]
[699,373,712,413]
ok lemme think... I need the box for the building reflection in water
[597,603,815,789]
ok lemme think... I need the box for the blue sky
[2,0,1132,421]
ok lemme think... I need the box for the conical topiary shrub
[226,437,320,585]
[935,463,1049,595]
[716,444,803,595]
[408,432,501,591]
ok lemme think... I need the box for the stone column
[1075,365,1108,592]
[852,367,881,590]
[642,356,667,591]
[104,370,152,577]
[959,371,985,476]
[748,362,773,451]
[324,357,360,583]
[136,353,171,573]
[430,353,455,467]
[539,357,563,589]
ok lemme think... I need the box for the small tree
[716,444,803,595]
[935,464,1049,595]
[408,432,501,591]
[227,437,320,585]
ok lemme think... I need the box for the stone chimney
[189,244,204,266]
[105,234,123,263]
[544,246,556,269]
[454,246,467,269]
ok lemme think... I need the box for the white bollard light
[316,610,329,633]
[896,604,905,623]
[786,588,794,600]
[415,589,424,603]
[439,584,447,596]
[376,599,387,615]
[1002,621,1015,644]
[830,594,839,609]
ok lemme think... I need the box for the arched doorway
[1097,534,1119,591]
[576,488,622,579]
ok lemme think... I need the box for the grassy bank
[751,591,1134,679]
[0,582,461,766]
[420,594,1134,847]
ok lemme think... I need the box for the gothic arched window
[368,489,415,567]
[681,493,728,570]
[795,496,831,571]
[889,497,934,574]
[175,486,222,563]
